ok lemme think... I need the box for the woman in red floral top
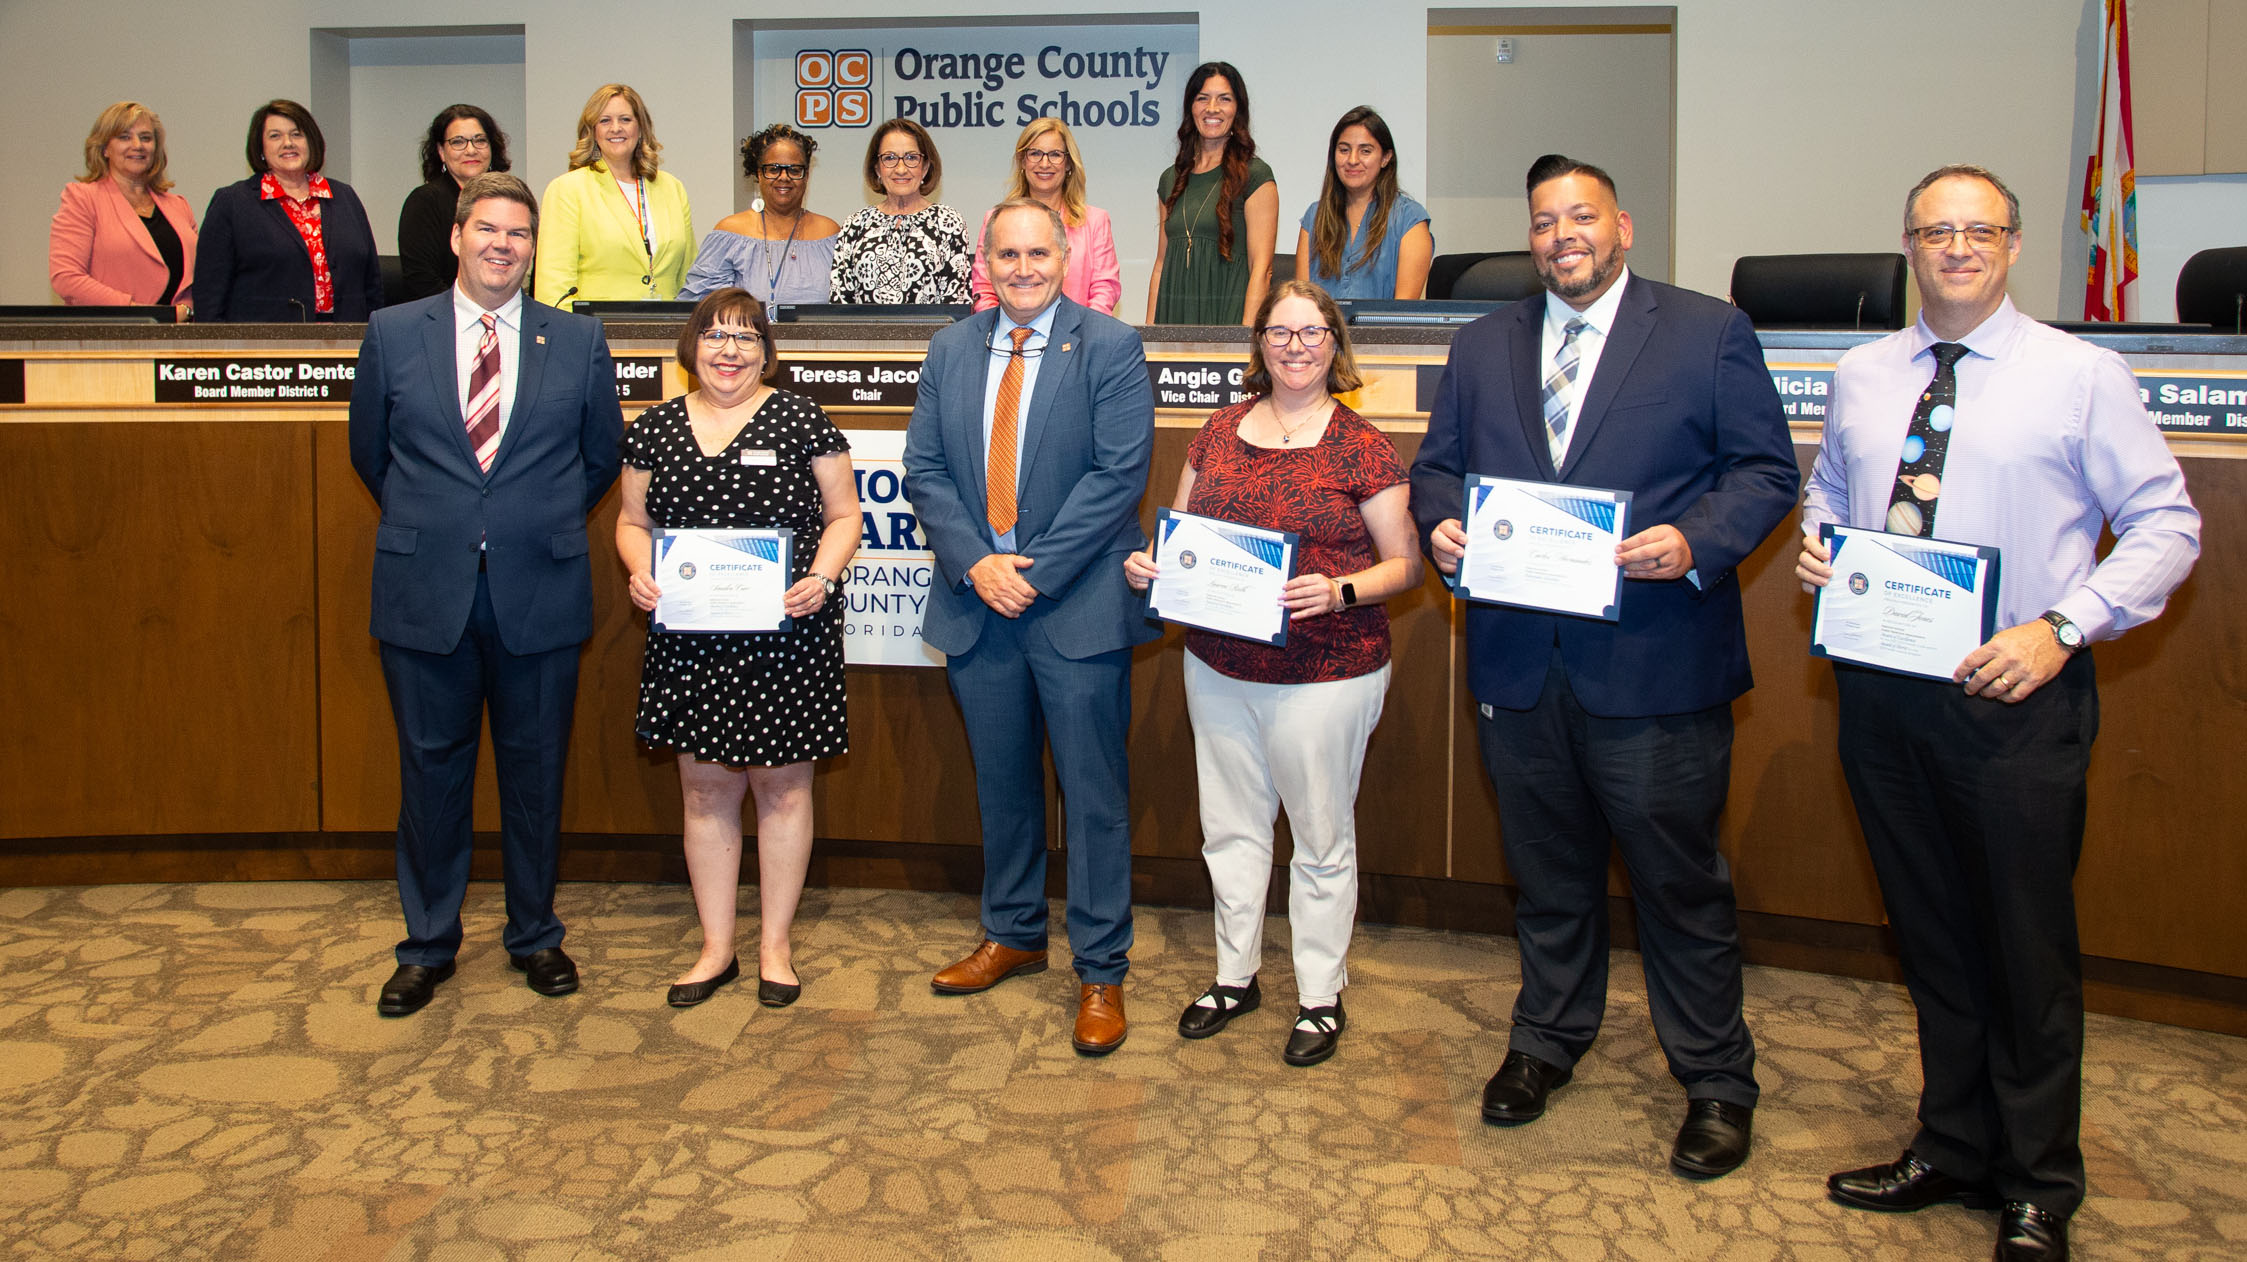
[1125,280,1421,1066]
[193,100,383,322]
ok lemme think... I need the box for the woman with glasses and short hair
[535,83,695,306]
[396,104,513,303]
[969,118,1120,314]
[615,288,860,1010]
[829,118,970,305]
[1295,105,1432,300]
[679,124,841,306]
[49,101,198,316]
[1124,279,1421,1065]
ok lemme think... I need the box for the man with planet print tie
[1795,164,2200,1262]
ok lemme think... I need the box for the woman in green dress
[1146,61,1276,326]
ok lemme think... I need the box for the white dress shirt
[1540,266,1633,464]
[453,284,523,447]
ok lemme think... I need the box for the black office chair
[1268,253,1294,299]
[2175,247,2247,333]
[1427,251,1499,301]
[1447,252,1542,302]
[377,254,405,309]
[1729,253,1907,330]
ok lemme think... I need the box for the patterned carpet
[1,879,2242,1260]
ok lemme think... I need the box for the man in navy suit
[903,198,1157,1054]
[1409,155,1798,1175]
[348,172,624,1016]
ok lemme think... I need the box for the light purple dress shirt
[1803,297,2200,642]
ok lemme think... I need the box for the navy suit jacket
[903,296,1158,660]
[1409,274,1799,717]
[348,291,624,656]
[194,175,384,322]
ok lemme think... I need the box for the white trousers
[1184,654,1390,1007]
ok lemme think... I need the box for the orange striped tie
[986,326,1033,535]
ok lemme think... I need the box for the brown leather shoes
[1074,983,1127,1055]
[931,939,1048,994]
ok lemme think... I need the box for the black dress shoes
[510,947,579,996]
[757,975,802,1008]
[1995,1202,2069,1260]
[377,961,455,1016]
[1828,1150,2001,1212]
[1282,998,1345,1067]
[666,957,740,1008]
[1480,1050,1572,1125]
[1177,977,1261,1038]
[1669,1098,1754,1179]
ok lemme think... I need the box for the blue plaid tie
[1543,318,1589,466]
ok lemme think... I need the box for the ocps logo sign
[796,49,873,128]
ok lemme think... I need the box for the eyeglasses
[1022,148,1067,165]
[697,330,763,351]
[1257,325,1334,349]
[443,135,491,152]
[1908,223,2012,250]
[877,152,926,169]
[759,163,808,180]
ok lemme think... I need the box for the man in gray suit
[348,172,623,1016]
[903,198,1157,1054]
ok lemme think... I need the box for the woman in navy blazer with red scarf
[194,100,382,322]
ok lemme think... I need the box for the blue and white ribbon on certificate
[1145,507,1298,645]
[651,527,795,633]
[1455,474,1631,621]
[1810,525,2000,680]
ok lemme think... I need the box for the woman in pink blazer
[969,118,1121,314]
[50,101,198,315]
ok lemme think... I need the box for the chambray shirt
[979,298,1059,552]
[1803,297,2200,640]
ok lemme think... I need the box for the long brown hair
[1243,281,1362,396]
[1311,106,1401,280]
[1160,62,1255,264]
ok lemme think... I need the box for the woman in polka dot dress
[615,288,860,1009]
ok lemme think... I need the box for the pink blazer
[970,205,1121,315]
[49,178,199,306]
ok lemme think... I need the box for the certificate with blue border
[1810,525,2000,681]
[1455,475,1631,621]
[1145,508,1299,646]
[650,528,795,634]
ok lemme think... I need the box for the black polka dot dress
[622,391,851,767]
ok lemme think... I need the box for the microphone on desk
[288,297,307,323]
[555,287,578,310]
[1853,291,1867,331]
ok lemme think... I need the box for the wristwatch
[816,574,842,600]
[2040,610,2085,653]
[1338,579,1358,608]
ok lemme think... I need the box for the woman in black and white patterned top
[829,118,970,305]
[615,288,860,1010]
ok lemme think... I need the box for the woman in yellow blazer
[49,101,198,315]
[535,83,694,306]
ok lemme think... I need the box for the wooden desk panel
[0,421,318,837]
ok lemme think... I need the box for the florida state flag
[2080,0,2138,321]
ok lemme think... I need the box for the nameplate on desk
[1768,367,1835,420]
[776,358,924,408]
[614,357,664,403]
[0,359,21,405]
[1149,360,1250,410]
[2134,372,2247,435]
[152,357,355,403]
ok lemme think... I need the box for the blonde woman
[50,101,198,314]
[536,83,694,305]
[969,118,1120,314]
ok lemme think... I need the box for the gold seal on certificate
[1455,474,1632,621]
[1810,525,2001,680]
[651,528,796,633]
[1145,507,1299,646]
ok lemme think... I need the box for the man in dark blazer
[1409,155,1798,1176]
[903,199,1157,1055]
[348,172,623,1016]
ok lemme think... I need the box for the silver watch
[2040,610,2085,652]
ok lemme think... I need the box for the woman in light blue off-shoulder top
[679,124,839,307]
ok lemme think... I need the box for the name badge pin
[536,335,546,345]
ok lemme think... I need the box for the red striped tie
[986,326,1032,535]
[465,313,502,472]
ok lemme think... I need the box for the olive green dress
[1152,157,1275,324]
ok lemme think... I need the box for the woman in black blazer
[194,99,382,322]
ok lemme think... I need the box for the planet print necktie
[1885,341,1968,536]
